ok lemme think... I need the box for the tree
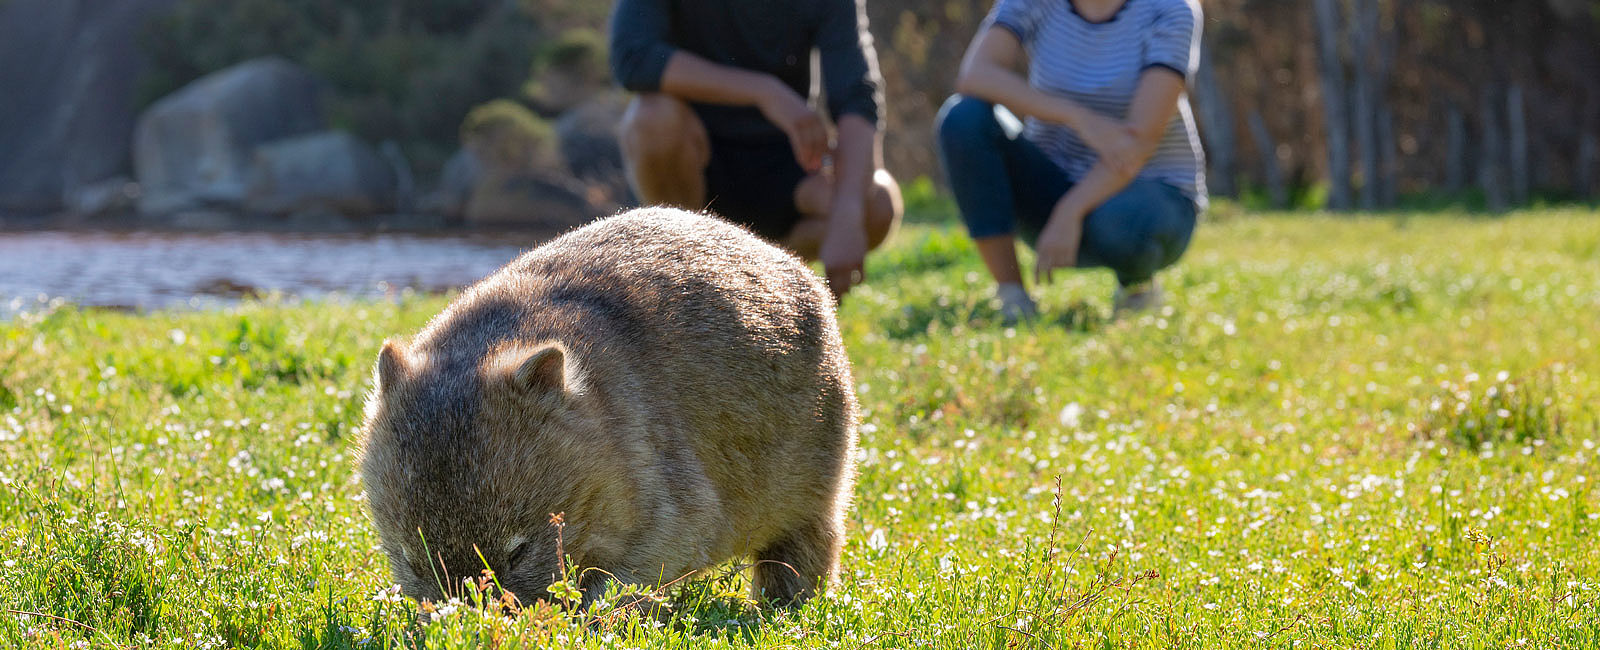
[1312,0,1353,211]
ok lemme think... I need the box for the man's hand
[656,54,826,173]
[757,80,828,173]
[1033,198,1086,285]
[819,202,868,301]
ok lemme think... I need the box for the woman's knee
[935,94,1001,145]
[1085,181,1196,278]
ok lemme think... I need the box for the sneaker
[1113,280,1163,316]
[996,282,1037,326]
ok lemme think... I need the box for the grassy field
[2,207,1598,649]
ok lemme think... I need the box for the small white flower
[866,528,888,554]
[1058,403,1083,428]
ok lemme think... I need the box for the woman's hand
[1079,117,1144,179]
[1091,68,1188,180]
[1033,198,1087,285]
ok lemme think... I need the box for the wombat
[357,207,858,607]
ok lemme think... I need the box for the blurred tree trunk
[1507,83,1529,204]
[1478,85,1509,212]
[1579,134,1597,200]
[1375,0,1399,206]
[1193,43,1237,197]
[1351,0,1378,210]
[1379,104,1397,205]
[1312,0,1353,211]
[1580,92,1598,199]
[1445,105,1467,193]
[1247,110,1288,209]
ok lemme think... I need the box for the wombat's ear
[377,339,410,391]
[511,344,568,394]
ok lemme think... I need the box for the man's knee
[866,170,902,248]
[936,94,999,144]
[620,94,698,157]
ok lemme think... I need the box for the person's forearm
[955,59,1112,136]
[658,51,784,107]
[829,114,877,224]
[1054,162,1138,224]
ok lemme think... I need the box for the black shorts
[702,136,808,242]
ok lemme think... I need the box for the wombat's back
[369,208,857,604]
[446,208,853,567]
[497,209,848,409]
[511,208,834,357]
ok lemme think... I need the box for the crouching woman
[936,0,1207,321]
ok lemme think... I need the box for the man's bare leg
[618,94,711,208]
[785,169,903,261]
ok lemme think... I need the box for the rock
[134,57,325,215]
[464,170,607,230]
[555,93,632,204]
[0,0,180,212]
[165,209,251,231]
[244,131,397,217]
[64,177,141,217]
[419,148,486,218]
[372,212,450,231]
[379,141,416,212]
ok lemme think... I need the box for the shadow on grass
[866,227,975,280]
[1039,299,1105,333]
[578,567,778,643]
[1417,367,1578,449]
[882,295,1106,340]
[653,572,776,643]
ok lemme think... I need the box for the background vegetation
[134,0,1600,207]
[1,205,1597,648]
[137,0,604,177]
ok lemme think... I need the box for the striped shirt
[989,0,1207,209]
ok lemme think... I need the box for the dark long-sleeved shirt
[609,0,884,143]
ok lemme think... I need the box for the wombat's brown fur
[357,207,857,607]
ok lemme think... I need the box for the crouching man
[609,0,903,300]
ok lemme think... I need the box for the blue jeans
[935,94,1197,287]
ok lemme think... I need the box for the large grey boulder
[464,170,607,230]
[0,0,179,212]
[134,57,325,215]
[378,141,416,212]
[554,92,631,204]
[418,148,486,219]
[64,176,141,217]
[245,131,396,217]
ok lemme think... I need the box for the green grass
[2,207,1599,648]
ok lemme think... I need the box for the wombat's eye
[507,540,533,570]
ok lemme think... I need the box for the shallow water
[0,231,540,319]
